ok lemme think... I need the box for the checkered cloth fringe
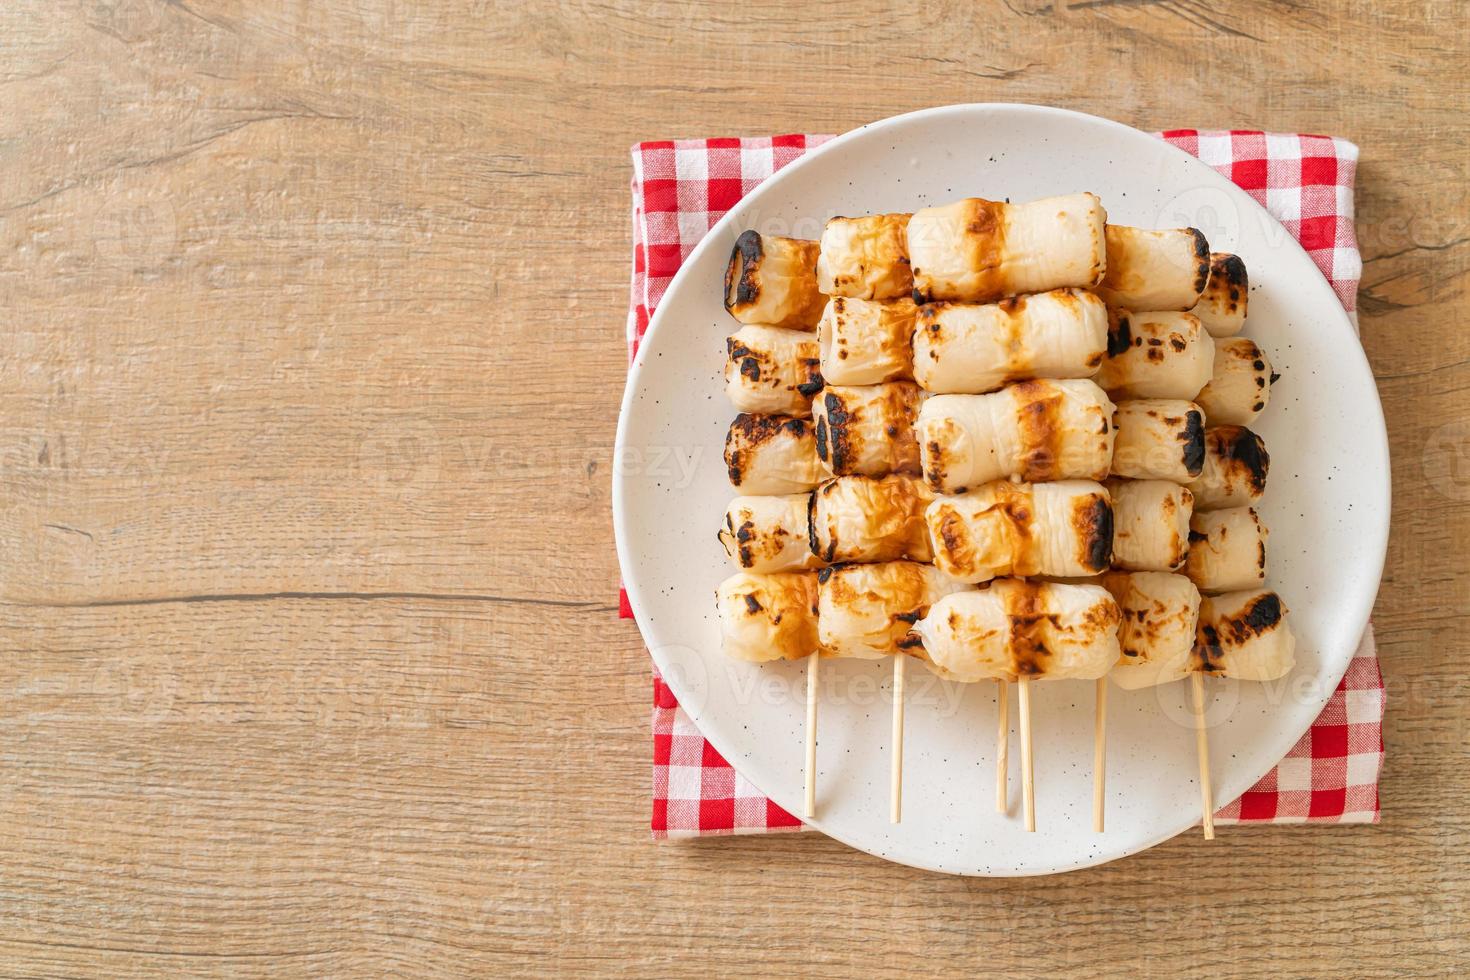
[621,127,1383,837]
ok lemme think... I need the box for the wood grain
[0,0,1466,974]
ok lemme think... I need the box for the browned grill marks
[964,198,1010,301]
[722,511,756,566]
[819,391,852,471]
[806,489,821,558]
[1196,592,1284,673]
[933,482,1040,579]
[1012,381,1064,481]
[1218,253,1247,301]
[925,439,947,491]
[1004,581,1049,676]
[1232,592,1283,638]
[1107,310,1132,358]
[726,230,764,309]
[1214,425,1270,493]
[1077,495,1114,572]
[1182,409,1206,475]
[724,413,808,485]
[1193,622,1223,673]
[936,509,968,560]
[1001,489,1036,577]
[1188,228,1210,294]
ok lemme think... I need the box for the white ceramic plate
[613,104,1389,875]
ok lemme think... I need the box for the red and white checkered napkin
[621,129,1384,838]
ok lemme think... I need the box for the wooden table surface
[2,1,1466,975]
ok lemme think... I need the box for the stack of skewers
[713,193,1297,836]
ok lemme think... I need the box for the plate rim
[613,102,1390,875]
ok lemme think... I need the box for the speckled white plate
[612,104,1389,875]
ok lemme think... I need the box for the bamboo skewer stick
[1190,672,1216,840]
[891,655,906,824]
[1018,675,1035,833]
[1093,678,1105,834]
[1093,676,1107,833]
[804,652,820,819]
[995,679,1009,814]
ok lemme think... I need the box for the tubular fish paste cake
[1110,399,1206,483]
[812,382,924,477]
[1095,310,1215,401]
[1185,506,1268,594]
[1101,571,1202,690]
[1192,590,1295,681]
[816,213,913,300]
[1187,425,1269,510]
[911,580,1122,683]
[912,289,1109,394]
[1190,253,1249,337]
[1195,336,1275,426]
[925,479,1112,583]
[716,570,821,663]
[724,231,826,329]
[817,297,917,386]
[724,324,824,417]
[810,474,932,564]
[916,379,1116,493]
[908,193,1108,303]
[1096,225,1210,311]
[1106,478,1194,572]
[816,560,968,660]
[724,414,825,494]
[719,494,823,574]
